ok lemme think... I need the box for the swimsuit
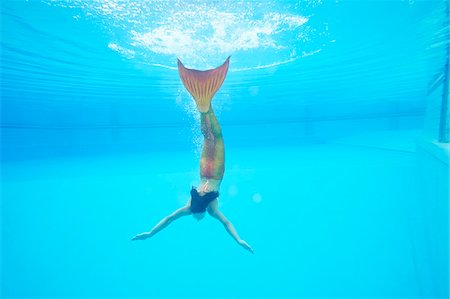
[189,186,219,213]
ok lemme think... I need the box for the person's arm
[207,200,254,253]
[132,205,191,241]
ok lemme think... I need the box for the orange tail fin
[177,57,230,113]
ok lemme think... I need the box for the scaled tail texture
[177,57,230,113]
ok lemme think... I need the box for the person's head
[192,212,205,221]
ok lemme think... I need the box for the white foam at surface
[108,43,135,59]
[48,0,328,70]
[128,9,309,68]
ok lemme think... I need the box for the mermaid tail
[177,57,230,113]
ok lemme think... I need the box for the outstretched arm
[132,205,191,241]
[207,200,254,253]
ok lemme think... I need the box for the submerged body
[132,57,253,253]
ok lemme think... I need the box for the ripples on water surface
[2,0,447,131]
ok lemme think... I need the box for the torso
[190,187,219,213]
[198,178,222,193]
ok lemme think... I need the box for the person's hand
[131,232,151,241]
[238,239,254,254]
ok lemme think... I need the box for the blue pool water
[1,1,449,298]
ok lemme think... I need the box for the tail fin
[177,57,230,113]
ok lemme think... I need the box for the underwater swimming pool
[1,0,449,298]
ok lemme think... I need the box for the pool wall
[415,138,449,298]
